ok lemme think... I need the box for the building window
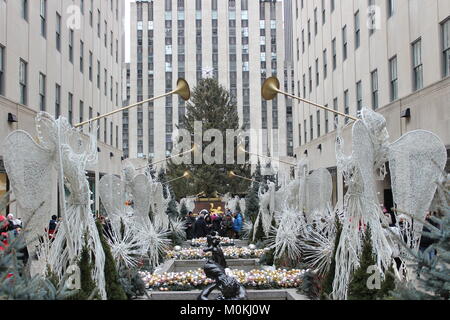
[104,21,107,47]
[68,93,73,125]
[40,0,47,38]
[317,110,321,138]
[39,73,46,111]
[19,59,27,105]
[80,41,84,73]
[310,115,313,141]
[324,105,329,134]
[302,74,306,97]
[89,51,93,81]
[116,125,119,149]
[21,0,28,21]
[55,84,61,118]
[331,0,335,12]
[371,70,378,109]
[69,29,74,63]
[332,38,337,70]
[302,29,305,53]
[387,0,395,18]
[79,101,84,128]
[389,56,398,101]
[56,13,61,51]
[441,18,450,77]
[97,60,100,88]
[344,90,349,124]
[333,97,338,129]
[322,0,326,24]
[89,107,93,133]
[309,67,312,93]
[323,49,328,79]
[307,20,311,44]
[356,81,362,111]
[304,119,307,143]
[298,123,302,146]
[97,10,101,38]
[104,69,107,96]
[104,119,107,143]
[412,39,423,91]
[354,11,360,49]
[110,122,113,146]
[0,46,4,95]
[342,26,347,61]
[315,59,319,86]
[314,8,318,36]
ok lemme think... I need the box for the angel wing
[388,130,447,248]
[306,168,333,223]
[130,174,152,226]
[98,174,127,222]
[3,130,55,254]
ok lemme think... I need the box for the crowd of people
[184,208,243,240]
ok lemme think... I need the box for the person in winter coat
[220,214,234,238]
[194,212,209,238]
[185,211,196,240]
[232,211,243,239]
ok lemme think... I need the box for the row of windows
[19,0,120,65]
[296,0,396,22]
[297,19,450,111]
[296,17,450,147]
[297,0,399,60]
[4,54,119,131]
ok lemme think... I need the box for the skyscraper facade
[0,0,125,215]
[127,0,290,170]
[291,0,450,206]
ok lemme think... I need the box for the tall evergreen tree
[67,237,100,300]
[245,160,262,223]
[166,78,250,198]
[158,168,179,218]
[320,213,342,299]
[347,226,378,300]
[96,222,127,300]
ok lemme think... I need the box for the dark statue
[198,260,248,300]
[203,233,227,269]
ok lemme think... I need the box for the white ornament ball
[174,245,182,251]
[248,244,256,250]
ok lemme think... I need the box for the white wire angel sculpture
[332,108,393,300]
[3,112,107,299]
[99,162,171,270]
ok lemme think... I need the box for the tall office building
[127,0,289,169]
[0,0,125,215]
[291,0,450,206]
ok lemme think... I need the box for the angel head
[360,108,389,147]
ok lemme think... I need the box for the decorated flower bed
[140,268,308,291]
[190,237,235,247]
[166,247,267,260]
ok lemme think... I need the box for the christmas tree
[347,226,378,300]
[166,78,250,198]
[320,213,342,299]
[96,221,127,300]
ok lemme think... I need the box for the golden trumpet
[75,78,191,128]
[262,76,358,121]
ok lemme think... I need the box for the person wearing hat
[193,211,208,238]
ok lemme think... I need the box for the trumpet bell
[261,77,280,101]
[175,78,191,101]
